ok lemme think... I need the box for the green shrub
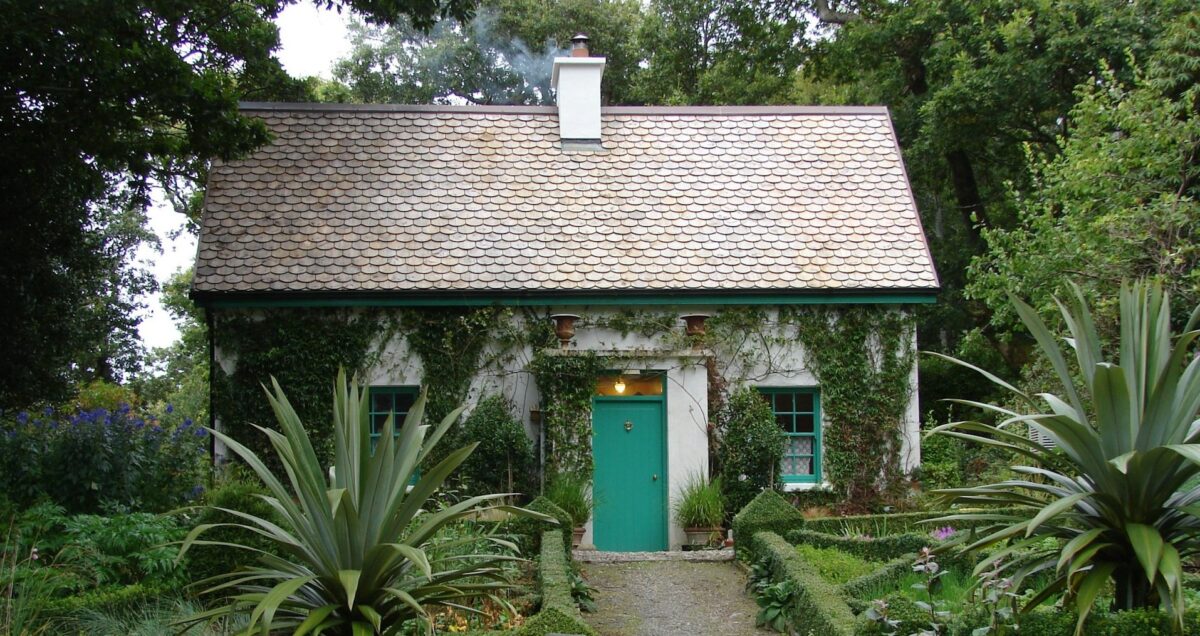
[38,583,170,623]
[500,496,572,557]
[802,509,1021,537]
[786,529,930,563]
[840,554,922,606]
[789,488,840,511]
[718,387,785,517]
[732,489,804,550]
[943,608,1200,636]
[184,472,287,584]
[794,544,882,585]
[53,595,243,635]
[0,406,208,514]
[918,424,964,490]
[750,531,856,636]
[544,472,592,527]
[462,395,535,500]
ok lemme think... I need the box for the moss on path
[581,560,769,636]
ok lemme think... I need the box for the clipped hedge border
[732,489,805,549]
[802,508,1022,536]
[750,531,858,636]
[467,529,596,636]
[500,496,574,557]
[785,528,929,563]
[839,554,918,613]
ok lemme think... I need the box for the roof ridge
[237,101,890,116]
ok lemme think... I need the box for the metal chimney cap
[570,33,590,57]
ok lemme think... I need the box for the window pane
[796,392,814,413]
[776,413,792,433]
[394,392,416,416]
[372,392,393,414]
[797,414,814,433]
[793,437,814,456]
[372,413,389,435]
[773,392,792,413]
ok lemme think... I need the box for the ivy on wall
[213,308,387,470]
[528,350,606,478]
[399,307,500,465]
[785,306,916,510]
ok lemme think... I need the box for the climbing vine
[784,306,916,510]
[399,307,502,465]
[528,350,607,478]
[213,308,389,470]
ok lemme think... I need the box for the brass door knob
[652,474,658,481]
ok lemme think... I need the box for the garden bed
[735,492,1200,636]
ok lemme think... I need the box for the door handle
[652,474,658,481]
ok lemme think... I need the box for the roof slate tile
[193,105,938,295]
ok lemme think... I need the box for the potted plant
[545,473,593,548]
[674,473,724,549]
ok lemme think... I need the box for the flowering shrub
[0,404,208,513]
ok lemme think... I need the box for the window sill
[783,481,831,492]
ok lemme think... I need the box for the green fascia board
[199,291,937,309]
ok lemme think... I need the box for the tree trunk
[1111,565,1157,612]
[945,149,987,247]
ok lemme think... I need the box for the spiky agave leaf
[177,369,554,634]
[929,281,1200,635]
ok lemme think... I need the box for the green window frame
[368,386,420,448]
[758,387,821,484]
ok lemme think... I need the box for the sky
[136,4,353,351]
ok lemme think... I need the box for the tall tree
[969,11,1200,338]
[0,0,471,409]
[334,0,645,105]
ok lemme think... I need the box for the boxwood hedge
[732,489,805,549]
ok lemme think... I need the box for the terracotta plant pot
[550,314,581,349]
[571,526,586,549]
[683,526,720,548]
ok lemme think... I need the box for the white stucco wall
[211,304,922,550]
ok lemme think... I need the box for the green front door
[592,398,666,551]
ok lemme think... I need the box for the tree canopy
[0,0,471,409]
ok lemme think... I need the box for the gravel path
[581,560,770,636]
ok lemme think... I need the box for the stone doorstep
[572,548,735,563]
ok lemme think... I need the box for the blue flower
[193,428,208,438]
[16,412,28,425]
[182,418,193,427]
[42,406,54,417]
[165,404,174,414]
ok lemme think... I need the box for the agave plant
[177,369,548,634]
[929,281,1200,634]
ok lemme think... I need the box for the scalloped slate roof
[192,104,938,297]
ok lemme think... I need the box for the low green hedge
[786,528,930,563]
[853,595,1200,635]
[38,583,167,618]
[500,496,572,557]
[803,508,1021,537]
[732,489,805,549]
[839,554,918,612]
[466,529,595,636]
[750,531,857,636]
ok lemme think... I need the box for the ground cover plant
[178,370,549,634]
[929,282,1200,633]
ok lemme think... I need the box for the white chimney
[551,34,606,146]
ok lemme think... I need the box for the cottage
[191,37,938,551]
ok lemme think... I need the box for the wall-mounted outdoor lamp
[549,314,581,349]
[613,377,627,394]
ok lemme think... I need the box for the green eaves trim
[198,292,937,309]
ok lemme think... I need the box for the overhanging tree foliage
[0,0,472,409]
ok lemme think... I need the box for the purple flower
[931,526,956,541]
